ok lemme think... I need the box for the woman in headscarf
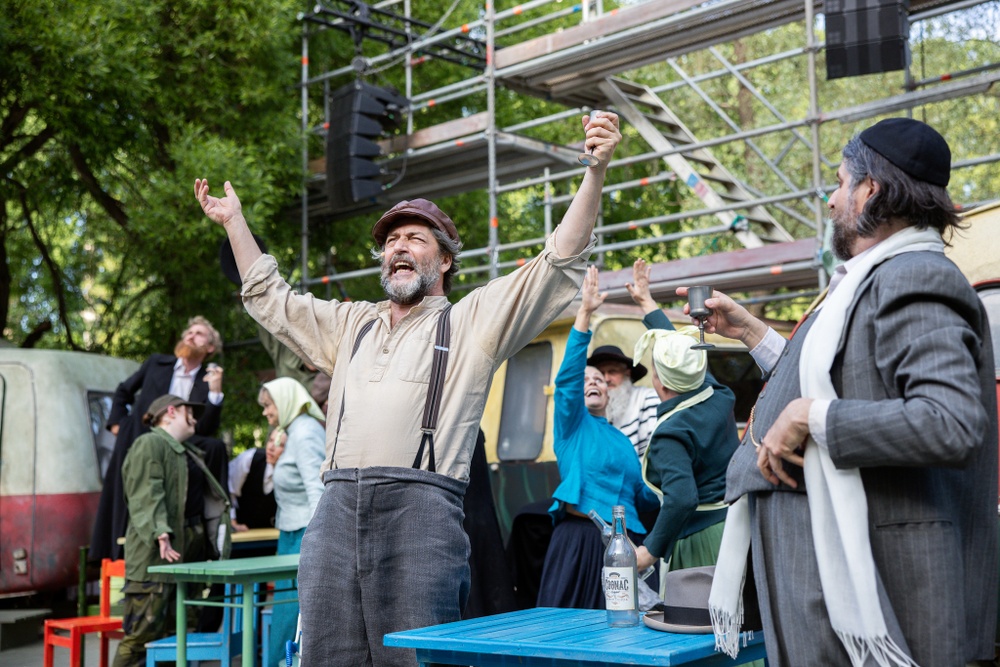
[626,259,742,585]
[537,266,659,609]
[258,376,326,666]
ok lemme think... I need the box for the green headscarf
[632,326,707,393]
[261,376,325,430]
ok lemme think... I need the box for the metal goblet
[687,285,715,350]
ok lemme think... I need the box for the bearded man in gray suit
[701,118,997,667]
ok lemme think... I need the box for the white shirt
[170,358,223,405]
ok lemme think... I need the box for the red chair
[43,558,126,667]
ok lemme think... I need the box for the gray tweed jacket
[727,250,998,666]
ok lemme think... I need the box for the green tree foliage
[1,0,304,354]
[1,0,313,442]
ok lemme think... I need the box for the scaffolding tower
[295,0,1000,311]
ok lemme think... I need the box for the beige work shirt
[242,231,593,481]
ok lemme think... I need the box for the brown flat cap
[371,199,460,246]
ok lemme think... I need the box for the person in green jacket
[626,259,741,582]
[113,394,211,667]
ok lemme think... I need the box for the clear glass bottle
[602,505,639,627]
[588,509,613,545]
[591,509,655,581]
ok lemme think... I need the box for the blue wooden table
[149,553,299,667]
[384,607,765,666]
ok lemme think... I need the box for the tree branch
[67,143,130,231]
[0,203,10,332]
[0,101,33,147]
[19,191,82,350]
[0,125,57,174]
[20,320,52,348]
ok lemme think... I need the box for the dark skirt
[536,514,646,610]
[537,515,604,609]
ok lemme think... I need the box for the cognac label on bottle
[602,566,636,610]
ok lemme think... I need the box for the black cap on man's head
[142,394,205,427]
[371,199,460,247]
[859,118,951,187]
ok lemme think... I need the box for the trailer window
[88,392,116,482]
[977,284,1000,377]
[497,342,552,462]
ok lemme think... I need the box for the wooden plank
[311,113,491,174]
[598,239,816,291]
[231,528,279,544]
[380,112,490,153]
[150,554,300,582]
[495,0,704,70]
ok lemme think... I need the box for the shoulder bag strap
[182,443,232,559]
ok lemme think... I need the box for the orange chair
[43,558,126,667]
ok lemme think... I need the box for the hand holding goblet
[687,285,715,350]
[578,110,604,167]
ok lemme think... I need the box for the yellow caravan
[947,202,1000,500]
[479,300,778,540]
[480,201,1000,542]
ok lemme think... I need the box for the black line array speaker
[326,81,408,210]
[825,0,909,79]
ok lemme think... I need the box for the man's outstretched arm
[194,179,263,282]
[554,112,622,258]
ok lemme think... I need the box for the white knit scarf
[709,226,944,665]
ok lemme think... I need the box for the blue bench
[145,584,243,666]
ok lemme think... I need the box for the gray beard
[830,189,860,261]
[605,379,634,426]
[380,254,442,305]
[381,272,437,305]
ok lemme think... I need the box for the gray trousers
[299,466,471,667]
[749,492,914,667]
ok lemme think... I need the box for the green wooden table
[149,553,299,667]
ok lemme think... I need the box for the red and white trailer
[0,349,137,596]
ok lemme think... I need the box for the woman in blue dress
[537,266,659,609]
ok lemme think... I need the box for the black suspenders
[328,317,378,469]
[329,304,454,473]
[412,304,453,473]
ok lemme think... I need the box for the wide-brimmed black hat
[587,345,647,383]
